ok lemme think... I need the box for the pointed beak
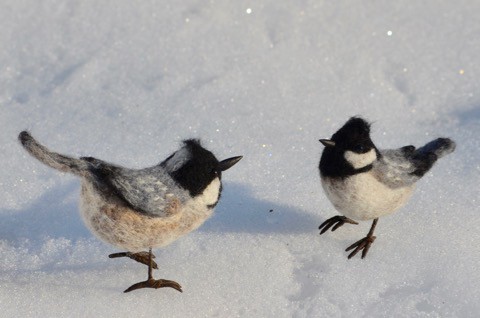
[217,156,243,172]
[319,139,336,147]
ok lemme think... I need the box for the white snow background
[1,1,480,317]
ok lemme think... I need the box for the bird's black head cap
[331,117,374,153]
[165,139,220,197]
[320,117,377,177]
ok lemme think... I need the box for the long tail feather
[411,138,456,177]
[416,138,456,158]
[19,131,88,176]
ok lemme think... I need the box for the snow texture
[1,1,480,317]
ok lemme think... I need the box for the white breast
[79,179,216,252]
[321,172,414,221]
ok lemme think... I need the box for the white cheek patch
[197,177,221,206]
[344,148,377,169]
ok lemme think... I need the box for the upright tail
[411,138,456,177]
[19,131,89,176]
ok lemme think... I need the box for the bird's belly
[79,181,213,252]
[321,173,414,221]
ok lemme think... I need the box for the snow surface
[1,1,480,317]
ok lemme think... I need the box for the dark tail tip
[438,138,456,155]
[18,131,33,146]
[429,138,456,157]
[411,137,456,177]
[417,138,456,158]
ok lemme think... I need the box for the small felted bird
[19,131,242,292]
[318,117,455,259]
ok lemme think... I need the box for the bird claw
[345,235,376,259]
[319,216,358,234]
[124,278,183,293]
[109,251,158,269]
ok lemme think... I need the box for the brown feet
[319,215,358,234]
[124,278,183,293]
[320,216,380,259]
[109,251,158,269]
[345,218,379,259]
[345,234,376,259]
[117,248,183,293]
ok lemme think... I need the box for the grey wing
[107,169,174,216]
[373,146,419,188]
[373,138,455,188]
[84,158,177,217]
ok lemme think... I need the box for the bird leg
[345,218,378,259]
[109,251,158,269]
[319,215,358,234]
[123,248,183,293]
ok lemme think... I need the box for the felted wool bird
[318,117,455,259]
[19,131,242,292]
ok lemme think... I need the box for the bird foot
[109,251,158,269]
[345,235,376,259]
[319,216,358,234]
[124,278,183,293]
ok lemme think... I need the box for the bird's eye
[353,144,365,152]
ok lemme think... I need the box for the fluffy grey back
[94,163,189,217]
[19,131,189,217]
